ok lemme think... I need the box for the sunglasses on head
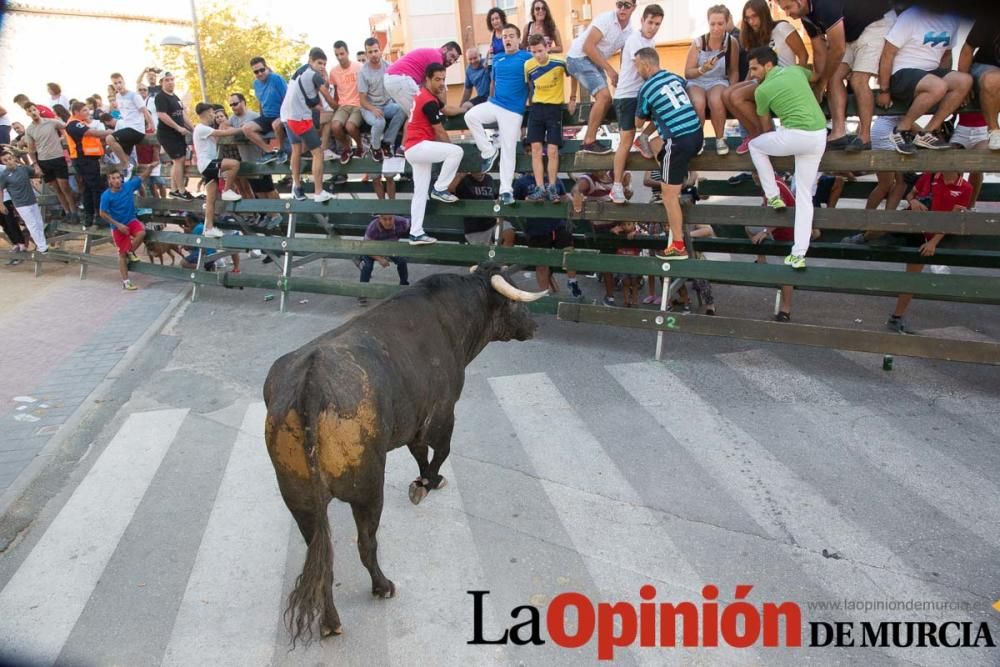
[616,1,634,8]
[252,68,266,74]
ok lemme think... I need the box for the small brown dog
[144,222,185,265]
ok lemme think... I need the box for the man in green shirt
[747,46,827,270]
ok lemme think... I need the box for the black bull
[263,265,546,643]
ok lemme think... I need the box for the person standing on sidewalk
[465,24,533,206]
[402,63,463,245]
[0,151,48,253]
[100,166,150,290]
[746,46,827,270]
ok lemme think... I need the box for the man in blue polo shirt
[244,56,289,164]
[465,24,533,205]
[461,48,491,110]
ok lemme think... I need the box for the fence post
[79,228,91,280]
[190,238,207,302]
[279,213,297,313]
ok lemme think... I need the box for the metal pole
[279,213,297,313]
[79,230,91,280]
[189,0,208,102]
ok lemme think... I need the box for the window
[495,0,517,10]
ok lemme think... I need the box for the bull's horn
[469,264,478,273]
[490,274,548,302]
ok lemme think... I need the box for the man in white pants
[747,46,827,270]
[0,152,48,253]
[464,24,533,205]
[402,63,462,245]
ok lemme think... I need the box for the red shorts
[112,219,145,255]
[286,118,314,136]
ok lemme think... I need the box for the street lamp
[160,0,208,102]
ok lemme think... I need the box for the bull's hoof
[372,579,396,599]
[408,480,428,505]
[434,475,448,490]
[321,623,343,637]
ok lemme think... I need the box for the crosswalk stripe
[490,372,757,664]
[718,349,1000,550]
[162,402,291,667]
[0,408,188,666]
[608,362,981,664]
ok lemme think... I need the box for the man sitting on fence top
[876,5,970,155]
[383,41,463,135]
[747,45,828,271]
[959,17,1000,151]
[566,0,636,155]
[330,40,366,165]
[359,37,405,162]
[246,57,289,165]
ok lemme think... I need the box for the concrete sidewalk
[0,259,184,499]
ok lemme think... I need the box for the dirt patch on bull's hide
[316,394,376,477]
[265,409,310,479]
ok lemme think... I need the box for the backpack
[292,63,321,108]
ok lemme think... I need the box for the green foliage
[148,2,307,116]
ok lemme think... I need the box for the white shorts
[384,74,420,116]
[950,123,988,149]
[465,220,513,245]
[843,12,895,75]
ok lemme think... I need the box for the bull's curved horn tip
[469,264,478,273]
[490,274,548,302]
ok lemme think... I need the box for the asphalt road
[1,260,998,667]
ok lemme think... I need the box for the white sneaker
[990,130,1000,151]
[202,226,224,238]
[609,183,627,205]
[323,149,337,161]
[312,190,334,203]
[716,138,729,156]
[221,189,242,201]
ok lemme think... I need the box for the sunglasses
[229,100,242,107]
[616,1,634,8]
[252,68,266,74]
[533,5,546,11]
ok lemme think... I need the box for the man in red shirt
[13,95,56,119]
[888,171,971,333]
[402,62,463,245]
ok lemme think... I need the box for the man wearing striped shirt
[634,47,703,260]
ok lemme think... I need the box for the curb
[0,285,190,519]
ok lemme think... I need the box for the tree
[149,3,307,116]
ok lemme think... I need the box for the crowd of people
[0,0,995,328]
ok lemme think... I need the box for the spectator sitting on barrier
[51,105,70,123]
[877,5,970,155]
[358,213,411,306]
[246,57,289,165]
[566,0,636,155]
[359,38,405,162]
[330,40,366,164]
[452,170,515,246]
[513,172,580,296]
[460,48,491,111]
[0,151,48,254]
[227,92,282,227]
[23,102,77,222]
[106,73,153,180]
[193,102,245,238]
[521,0,563,53]
[525,34,571,202]
[685,5,741,156]
[947,113,986,205]
[888,171,970,333]
[99,165,152,290]
[47,83,69,111]
[958,17,1000,151]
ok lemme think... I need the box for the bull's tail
[284,373,337,646]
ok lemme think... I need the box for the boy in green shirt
[747,46,827,270]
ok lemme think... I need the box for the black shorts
[526,103,563,146]
[468,95,488,106]
[651,130,703,186]
[250,115,280,135]
[200,159,222,184]
[890,68,950,107]
[526,225,573,249]
[0,125,10,145]
[249,175,275,194]
[112,127,145,154]
[613,97,637,132]
[37,157,69,183]
[157,129,188,160]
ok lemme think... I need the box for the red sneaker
[736,136,752,155]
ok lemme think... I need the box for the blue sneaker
[430,189,458,203]
[292,185,306,201]
[499,191,514,206]
[408,233,438,245]
[481,150,499,173]
[526,185,547,202]
[547,184,561,202]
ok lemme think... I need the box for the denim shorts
[567,56,608,96]
[971,62,999,85]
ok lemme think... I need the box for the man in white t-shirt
[106,73,153,179]
[876,7,971,154]
[566,0,636,154]
[192,102,244,237]
[280,47,338,203]
[610,3,663,203]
